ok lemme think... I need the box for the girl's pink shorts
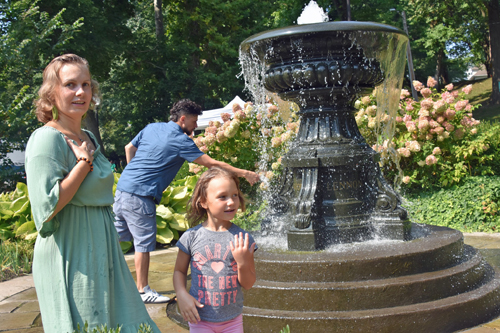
[188,314,243,333]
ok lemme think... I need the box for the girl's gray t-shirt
[177,223,257,322]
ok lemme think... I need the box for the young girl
[173,167,257,332]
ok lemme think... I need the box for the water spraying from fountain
[236,2,500,332]
[297,0,329,25]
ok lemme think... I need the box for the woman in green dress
[26,54,161,333]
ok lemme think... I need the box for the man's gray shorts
[114,189,157,252]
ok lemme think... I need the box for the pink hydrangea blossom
[433,100,446,113]
[205,126,217,135]
[420,98,433,110]
[465,104,472,111]
[221,112,232,122]
[417,119,429,131]
[421,88,432,98]
[268,104,279,115]
[413,80,424,91]
[216,131,226,143]
[418,109,430,117]
[427,76,438,88]
[402,176,411,184]
[232,103,242,112]
[470,128,478,135]
[200,145,209,153]
[396,116,403,123]
[403,114,412,122]
[444,108,456,120]
[204,133,216,146]
[462,84,473,94]
[400,89,410,100]
[194,137,204,147]
[445,83,454,91]
[436,115,446,123]
[426,133,434,140]
[406,140,421,152]
[406,121,417,132]
[361,96,371,105]
[425,154,437,165]
[433,126,444,135]
[429,120,439,128]
[234,110,246,120]
[433,147,442,155]
[454,100,468,111]
[397,147,411,157]
[406,103,414,111]
[443,122,455,132]
[452,90,459,98]
[271,137,282,148]
[366,105,377,116]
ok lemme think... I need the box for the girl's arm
[173,250,204,324]
[230,232,257,290]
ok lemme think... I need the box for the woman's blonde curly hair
[34,54,101,123]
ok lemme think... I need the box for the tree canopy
[0,0,498,165]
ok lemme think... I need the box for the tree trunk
[154,0,164,42]
[82,110,106,156]
[435,48,448,90]
[488,0,500,104]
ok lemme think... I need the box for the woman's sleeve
[26,129,70,237]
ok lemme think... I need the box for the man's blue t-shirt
[116,121,204,203]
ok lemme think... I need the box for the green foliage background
[405,176,500,232]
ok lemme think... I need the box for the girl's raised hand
[230,232,256,265]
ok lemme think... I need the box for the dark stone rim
[240,21,408,51]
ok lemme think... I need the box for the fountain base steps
[243,224,500,332]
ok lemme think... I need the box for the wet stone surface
[2,238,500,332]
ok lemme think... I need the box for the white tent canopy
[196,96,245,130]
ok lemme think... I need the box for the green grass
[461,77,500,121]
[0,239,34,282]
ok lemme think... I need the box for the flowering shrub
[190,101,300,192]
[355,77,500,189]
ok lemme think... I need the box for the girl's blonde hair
[186,167,246,226]
[34,54,101,123]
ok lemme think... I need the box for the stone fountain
[235,20,500,332]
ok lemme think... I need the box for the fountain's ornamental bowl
[240,21,408,107]
[240,21,407,49]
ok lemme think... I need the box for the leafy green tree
[0,0,82,170]
[99,0,282,158]
[487,0,500,104]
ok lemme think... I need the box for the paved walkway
[2,234,500,332]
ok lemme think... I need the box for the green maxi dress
[25,126,160,333]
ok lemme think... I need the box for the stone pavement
[2,234,500,332]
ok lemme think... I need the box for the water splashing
[297,0,329,25]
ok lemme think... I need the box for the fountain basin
[243,224,500,332]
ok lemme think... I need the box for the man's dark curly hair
[169,99,203,122]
